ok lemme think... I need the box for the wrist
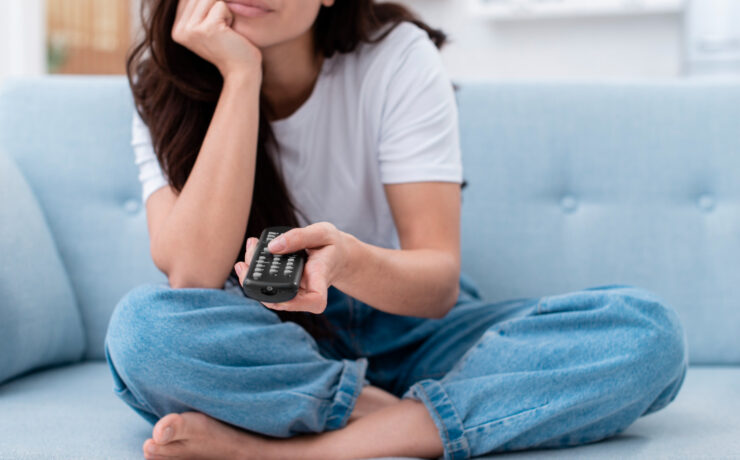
[222,68,262,91]
[334,231,362,287]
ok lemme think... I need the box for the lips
[225,0,273,17]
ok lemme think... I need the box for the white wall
[0,0,46,82]
[2,0,718,83]
[399,0,684,80]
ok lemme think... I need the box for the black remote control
[241,226,306,303]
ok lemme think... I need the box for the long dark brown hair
[127,0,448,339]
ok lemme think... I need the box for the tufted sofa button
[123,199,140,214]
[560,195,578,214]
[698,194,716,212]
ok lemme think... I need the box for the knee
[104,284,182,393]
[106,283,172,348]
[608,287,688,400]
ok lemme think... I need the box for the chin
[231,20,278,49]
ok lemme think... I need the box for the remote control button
[253,273,262,279]
[284,270,293,275]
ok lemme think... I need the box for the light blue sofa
[1,76,738,459]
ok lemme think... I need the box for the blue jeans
[104,274,687,459]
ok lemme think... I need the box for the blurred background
[0,0,739,82]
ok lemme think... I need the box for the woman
[105,0,688,459]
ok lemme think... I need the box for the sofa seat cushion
[0,363,737,459]
[494,365,740,459]
[0,363,149,459]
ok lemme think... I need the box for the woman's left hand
[234,222,351,314]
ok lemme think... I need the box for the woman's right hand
[172,0,262,81]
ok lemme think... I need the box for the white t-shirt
[132,22,463,251]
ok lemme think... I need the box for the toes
[144,437,185,459]
[143,438,170,459]
[153,413,185,444]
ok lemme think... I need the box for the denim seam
[408,380,471,460]
[465,401,550,432]
[536,298,545,314]
[347,297,361,355]
[105,340,158,416]
[325,357,369,430]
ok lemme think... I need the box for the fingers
[190,0,218,26]
[262,258,329,314]
[203,0,234,29]
[245,236,258,262]
[268,222,337,254]
[174,0,216,28]
[235,237,259,286]
[173,0,225,44]
[175,0,197,25]
[264,290,326,314]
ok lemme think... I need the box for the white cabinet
[471,0,685,20]
[684,0,740,76]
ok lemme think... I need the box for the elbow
[167,271,226,290]
[431,266,461,319]
[432,283,459,319]
[151,240,226,290]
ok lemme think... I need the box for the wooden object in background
[47,0,132,74]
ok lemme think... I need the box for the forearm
[333,233,460,318]
[153,74,261,288]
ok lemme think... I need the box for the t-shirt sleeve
[131,110,169,203]
[376,28,463,185]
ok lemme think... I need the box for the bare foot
[143,412,269,460]
[142,385,402,460]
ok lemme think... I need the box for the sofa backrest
[457,80,740,365]
[1,76,738,364]
[0,77,166,360]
